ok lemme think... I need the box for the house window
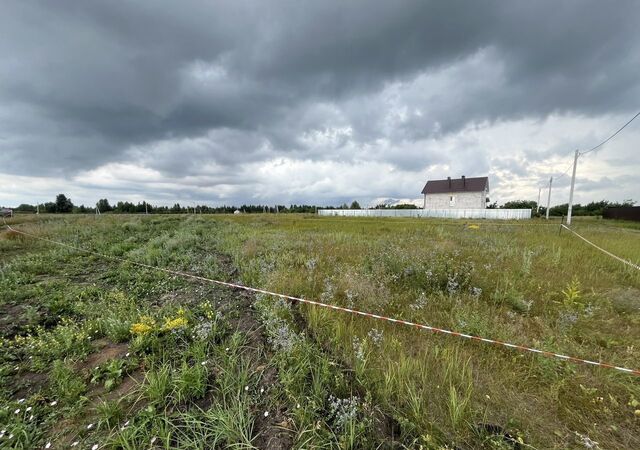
[449,195,455,206]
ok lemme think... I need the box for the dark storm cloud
[0,0,639,194]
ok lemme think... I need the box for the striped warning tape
[561,224,640,271]
[3,220,639,376]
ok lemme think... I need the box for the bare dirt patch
[77,339,129,374]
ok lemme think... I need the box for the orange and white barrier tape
[4,221,639,376]
[561,224,640,271]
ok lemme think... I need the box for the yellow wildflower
[130,323,153,335]
[162,317,188,331]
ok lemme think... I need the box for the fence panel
[318,209,532,220]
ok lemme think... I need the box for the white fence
[318,208,532,220]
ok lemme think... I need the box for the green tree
[55,194,74,213]
[501,200,537,209]
[96,198,112,212]
[350,200,361,209]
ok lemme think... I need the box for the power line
[580,111,640,156]
[537,111,639,189]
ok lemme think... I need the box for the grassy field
[1,214,639,449]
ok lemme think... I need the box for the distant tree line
[499,199,636,217]
[6,195,634,217]
[10,195,335,214]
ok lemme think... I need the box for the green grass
[1,213,639,448]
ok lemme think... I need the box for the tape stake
[3,221,640,377]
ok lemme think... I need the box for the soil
[76,339,129,374]
[0,303,32,338]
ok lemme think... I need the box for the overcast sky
[1,1,639,208]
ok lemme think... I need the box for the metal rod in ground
[545,176,553,219]
[566,149,579,226]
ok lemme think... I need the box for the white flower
[18,398,26,404]
[87,423,94,429]
[91,445,98,450]
[45,443,51,449]
[71,442,79,447]
[50,401,57,406]
[200,361,207,366]
[29,414,34,421]
[225,347,230,352]
[25,406,32,412]
[14,409,20,414]
[150,437,157,444]
[244,386,249,391]
[125,352,130,357]
[124,420,130,426]
[260,387,264,394]
[263,411,269,417]
[8,434,13,439]
[296,403,300,409]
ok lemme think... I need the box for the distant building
[421,176,489,209]
[1,208,12,217]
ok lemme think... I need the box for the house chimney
[462,175,466,187]
[447,176,451,188]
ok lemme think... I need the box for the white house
[421,176,489,209]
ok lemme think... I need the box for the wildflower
[14,408,20,414]
[125,352,130,357]
[25,406,32,412]
[45,443,52,449]
[29,414,34,421]
[71,442,79,447]
[150,436,157,444]
[410,292,428,310]
[352,337,365,362]
[225,347,230,352]
[92,445,99,450]
[244,386,249,391]
[263,411,269,417]
[200,361,207,366]
[367,328,384,347]
[18,398,25,404]
[162,316,187,331]
[50,401,58,406]
[124,420,130,426]
[328,395,360,430]
[130,322,153,335]
[87,423,94,429]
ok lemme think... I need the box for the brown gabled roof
[421,176,489,195]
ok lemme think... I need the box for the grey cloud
[0,0,639,205]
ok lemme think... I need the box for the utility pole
[545,177,553,220]
[36,203,39,215]
[566,149,579,226]
[536,187,541,213]
[145,202,148,215]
